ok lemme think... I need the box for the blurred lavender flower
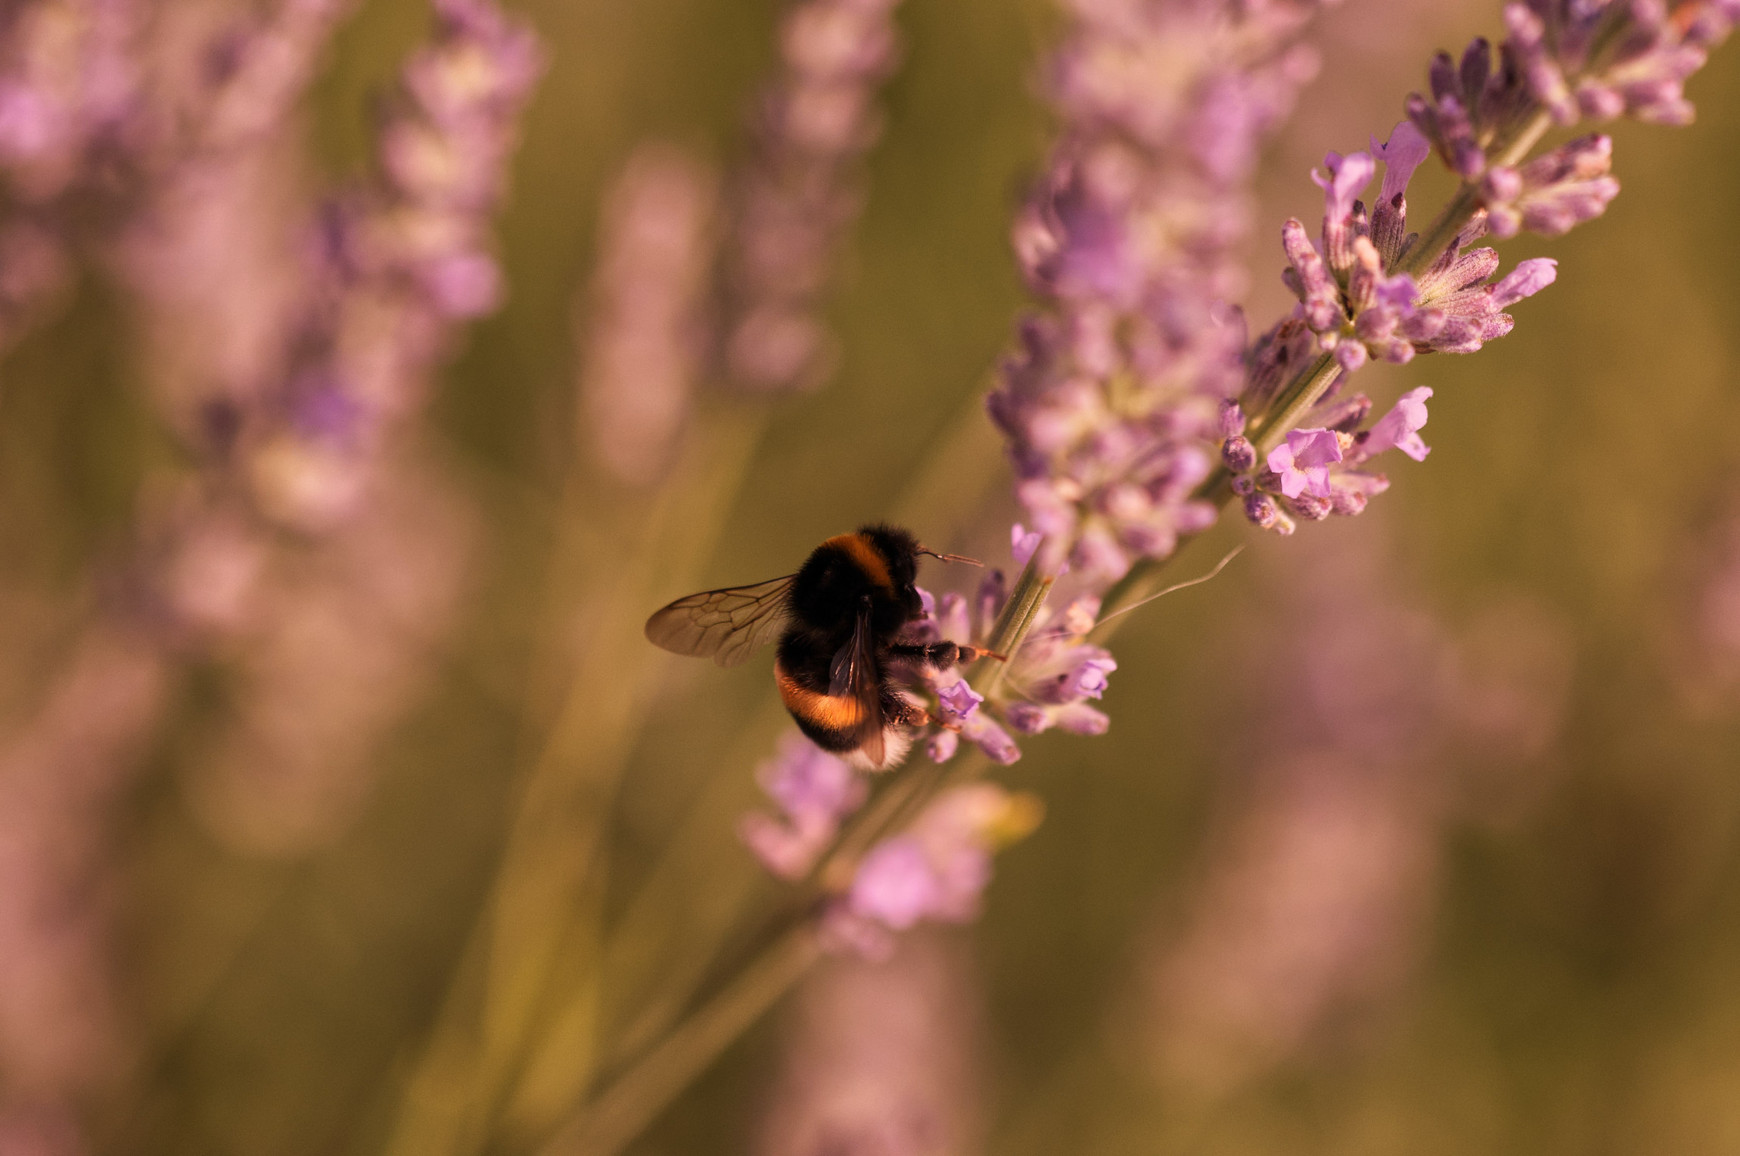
[0,0,148,207]
[245,0,541,529]
[0,217,70,352]
[1145,523,1571,1095]
[189,0,357,155]
[0,0,353,358]
[741,733,868,880]
[757,933,983,1156]
[179,462,476,856]
[0,627,169,1149]
[821,783,1041,959]
[988,0,1330,581]
[717,0,905,392]
[578,143,721,487]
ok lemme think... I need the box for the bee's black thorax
[783,524,921,650]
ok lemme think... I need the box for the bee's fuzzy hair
[846,726,915,773]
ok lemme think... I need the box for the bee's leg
[884,695,932,729]
[956,645,1009,663]
[887,640,958,668]
[886,641,1009,669]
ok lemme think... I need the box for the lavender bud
[1219,398,1247,437]
[1244,492,1280,529]
[1284,492,1332,521]
[1053,703,1110,736]
[1222,435,1257,473]
[1003,702,1050,735]
[1329,486,1369,516]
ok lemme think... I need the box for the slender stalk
[1247,353,1342,453]
[383,402,769,1156]
[536,927,823,1156]
[975,553,1054,697]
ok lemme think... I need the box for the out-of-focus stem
[383,402,769,1156]
[536,926,822,1156]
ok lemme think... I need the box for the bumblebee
[645,524,997,769]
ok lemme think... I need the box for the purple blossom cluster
[822,784,1042,959]
[908,560,1117,757]
[736,0,1739,969]
[1268,124,1560,377]
[1228,381,1440,532]
[1221,0,1738,541]
[718,0,906,393]
[0,3,540,1142]
[247,0,541,529]
[740,734,868,879]
[987,0,1329,583]
[741,735,1040,958]
[577,143,720,487]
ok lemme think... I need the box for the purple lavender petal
[1489,257,1558,308]
[1371,121,1431,204]
[1362,386,1434,462]
[937,679,985,722]
[1310,150,1375,224]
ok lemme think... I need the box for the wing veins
[644,574,795,666]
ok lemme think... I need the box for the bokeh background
[3,0,1740,1153]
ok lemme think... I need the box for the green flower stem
[383,401,770,1156]
[975,552,1054,697]
[536,925,823,1156]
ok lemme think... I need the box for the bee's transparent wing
[828,599,886,768]
[644,574,796,667]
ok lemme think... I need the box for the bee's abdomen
[774,656,866,752]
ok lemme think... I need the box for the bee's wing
[828,599,886,768]
[644,575,796,667]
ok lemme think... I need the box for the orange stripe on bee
[775,662,867,730]
[822,533,892,592]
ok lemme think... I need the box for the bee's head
[857,523,923,613]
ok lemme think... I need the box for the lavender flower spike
[718,0,906,393]
[578,143,720,487]
[249,0,542,528]
[822,784,1042,959]
[740,734,868,880]
[989,0,1330,581]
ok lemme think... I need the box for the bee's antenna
[917,546,983,567]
